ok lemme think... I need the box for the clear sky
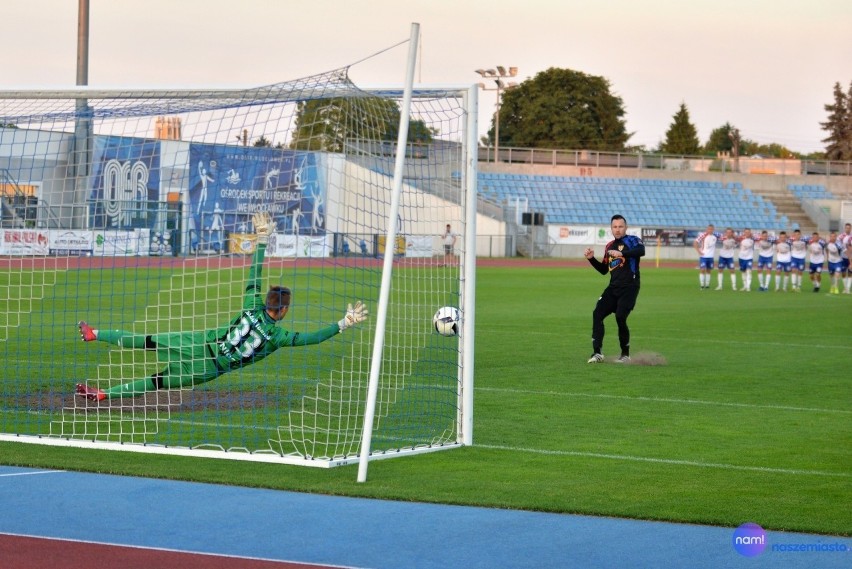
[2,0,850,154]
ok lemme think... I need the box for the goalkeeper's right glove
[338,301,368,332]
[252,211,276,244]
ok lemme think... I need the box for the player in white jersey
[788,229,809,292]
[840,223,852,294]
[773,231,792,292]
[825,231,843,294]
[755,230,775,292]
[694,224,720,290]
[715,228,738,290]
[807,231,826,293]
[736,228,755,291]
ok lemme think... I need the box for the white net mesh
[0,66,471,465]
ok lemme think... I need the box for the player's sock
[731,274,737,289]
[717,273,723,288]
[105,377,159,398]
[844,277,851,292]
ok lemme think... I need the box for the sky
[2,0,850,154]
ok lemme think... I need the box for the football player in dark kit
[583,214,645,364]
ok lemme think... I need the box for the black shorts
[595,285,640,318]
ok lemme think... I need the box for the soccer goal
[0,39,477,470]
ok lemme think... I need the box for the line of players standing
[693,222,852,294]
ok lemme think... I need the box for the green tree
[741,142,798,159]
[290,97,434,152]
[820,80,852,160]
[703,122,738,155]
[659,102,700,155]
[494,67,631,151]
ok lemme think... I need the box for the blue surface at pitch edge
[0,467,850,568]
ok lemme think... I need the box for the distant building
[155,116,182,140]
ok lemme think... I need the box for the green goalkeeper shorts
[151,331,222,382]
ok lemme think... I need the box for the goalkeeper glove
[338,301,368,332]
[252,212,276,244]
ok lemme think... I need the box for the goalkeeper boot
[587,353,604,364]
[78,321,96,342]
[75,383,106,402]
[616,355,631,364]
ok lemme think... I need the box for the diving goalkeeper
[75,212,368,402]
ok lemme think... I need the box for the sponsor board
[49,230,95,256]
[229,233,257,255]
[640,228,688,246]
[0,229,49,255]
[595,226,643,245]
[93,229,149,257]
[265,234,333,258]
[549,225,596,245]
[406,235,433,258]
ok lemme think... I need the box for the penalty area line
[477,444,851,478]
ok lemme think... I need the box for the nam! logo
[732,523,766,557]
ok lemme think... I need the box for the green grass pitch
[1,262,850,535]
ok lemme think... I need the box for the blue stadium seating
[788,184,835,201]
[478,173,788,229]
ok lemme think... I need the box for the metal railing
[477,147,852,177]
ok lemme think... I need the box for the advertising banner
[49,230,95,255]
[405,235,433,258]
[268,234,298,258]
[0,229,49,255]
[229,234,257,255]
[548,225,595,245]
[189,145,326,242]
[640,228,688,246]
[93,229,149,257]
[595,226,643,245]
[300,235,331,258]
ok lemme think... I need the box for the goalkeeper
[75,212,368,402]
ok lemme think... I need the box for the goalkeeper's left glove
[252,211,276,244]
[338,301,368,332]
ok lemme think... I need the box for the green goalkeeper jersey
[204,243,339,373]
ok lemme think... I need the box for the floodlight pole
[73,0,91,230]
[475,67,517,163]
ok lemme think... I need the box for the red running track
[0,534,345,569]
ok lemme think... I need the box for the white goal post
[0,32,477,473]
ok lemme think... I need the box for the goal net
[0,65,476,467]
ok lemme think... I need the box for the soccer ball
[433,306,460,337]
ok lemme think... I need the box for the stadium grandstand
[478,173,788,230]
[470,148,852,259]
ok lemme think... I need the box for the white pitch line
[0,469,66,477]
[477,387,852,414]
[477,444,851,478]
